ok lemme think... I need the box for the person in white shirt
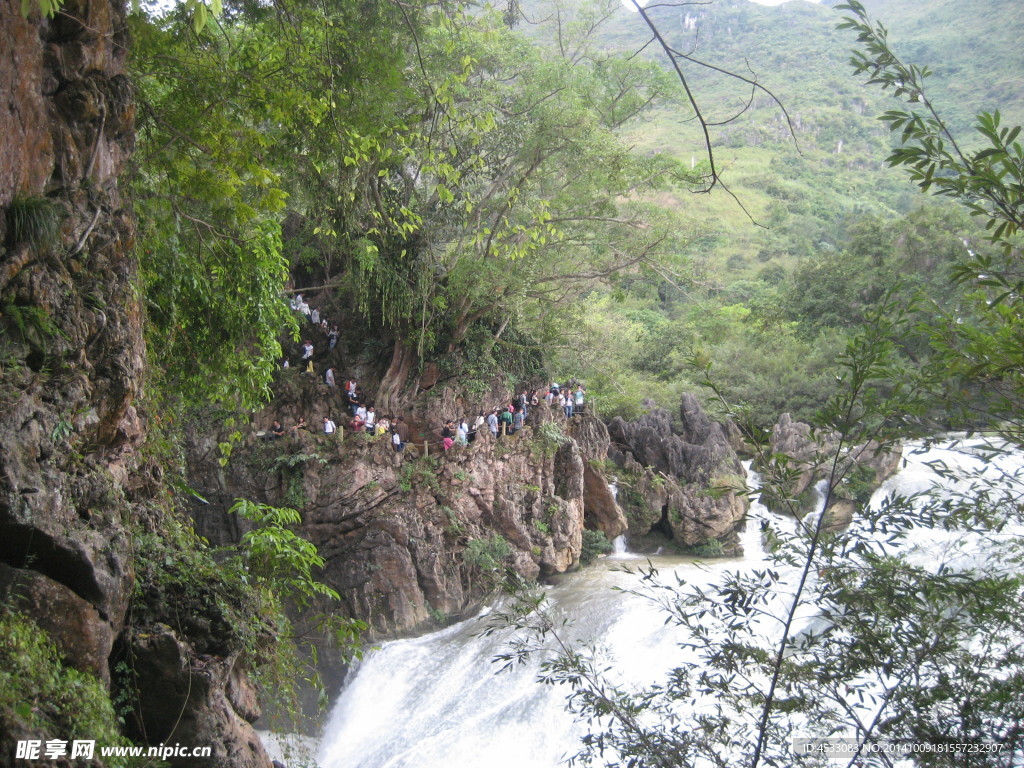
[324,367,336,387]
[322,416,337,435]
[364,406,376,432]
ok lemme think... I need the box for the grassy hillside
[854,0,1024,133]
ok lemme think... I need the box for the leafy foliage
[579,529,612,565]
[838,1,1024,254]
[229,499,340,610]
[0,611,132,760]
[464,535,513,576]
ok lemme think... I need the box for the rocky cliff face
[186,373,627,642]
[1,0,141,745]
[605,394,748,554]
[0,3,271,765]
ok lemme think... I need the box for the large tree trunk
[377,337,418,415]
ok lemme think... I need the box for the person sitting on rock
[269,420,285,440]
[291,417,307,434]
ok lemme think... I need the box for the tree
[288,2,701,412]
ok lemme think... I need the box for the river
[314,439,1024,768]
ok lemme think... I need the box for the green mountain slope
[593,0,1023,269]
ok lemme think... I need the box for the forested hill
[513,0,1024,284]
[532,0,1024,424]
[599,0,1024,143]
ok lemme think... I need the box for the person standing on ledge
[394,416,410,452]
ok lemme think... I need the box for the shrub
[463,535,512,573]
[5,195,62,249]
[580,529,613,565]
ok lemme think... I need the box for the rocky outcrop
[1,0,140,683]
[124,627,267,768]
[186,378,626,640]
[765,413,902,527]
[606,394,748,554]
[1,0,142,745]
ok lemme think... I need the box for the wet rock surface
[766,413,902,525]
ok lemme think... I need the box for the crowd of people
[284,293,339,373]
[272,292,588,456]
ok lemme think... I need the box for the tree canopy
[127,0,702,415]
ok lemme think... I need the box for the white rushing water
[316,440,1022,768]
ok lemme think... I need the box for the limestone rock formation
[606,394,748,554]
[124,626,268,768]
[766,413,903,526]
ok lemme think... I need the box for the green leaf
[192,3,207,33]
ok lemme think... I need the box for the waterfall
[314,440,1022,768]
[317,546,764,768]
[318,485,787,768]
